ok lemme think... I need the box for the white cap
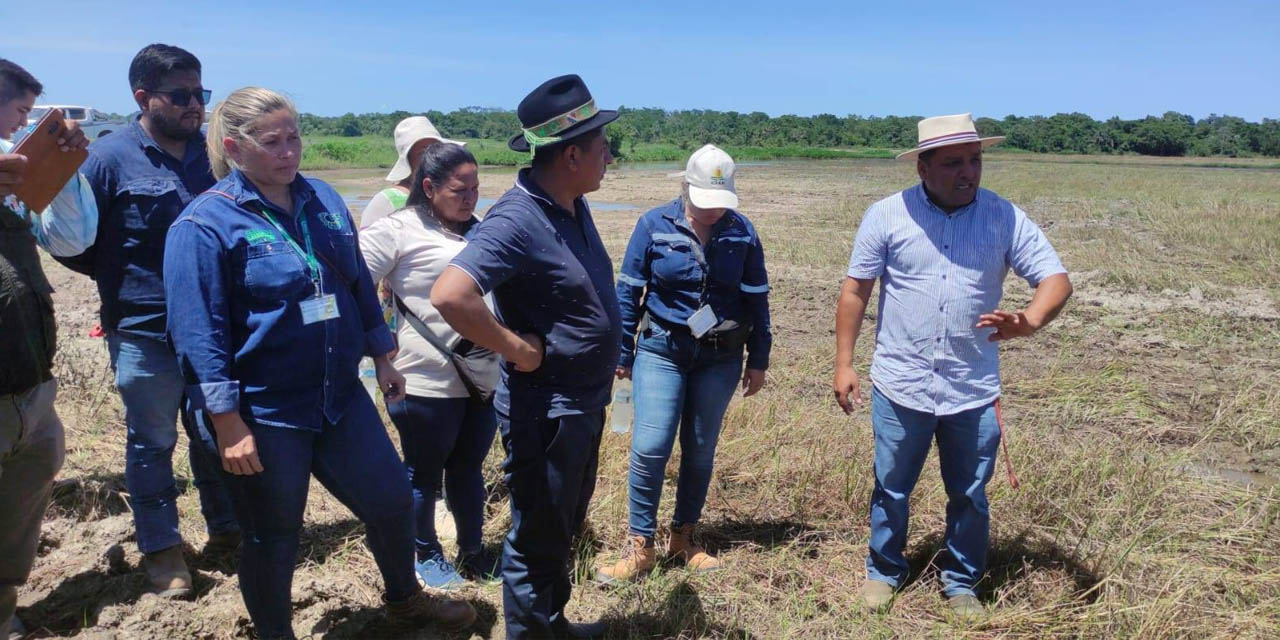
[386,116,465,182]
[678,143,738,210]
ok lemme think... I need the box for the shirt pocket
[119,177,185,232]
[324,230,360,286]
[650,235,700,285]
[710,235,749,286]
[235,241,312,302]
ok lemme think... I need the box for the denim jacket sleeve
[615,215,652,368]
[741,230,772,370]
[164,217,240,414]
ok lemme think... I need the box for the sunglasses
[151,87,212,107]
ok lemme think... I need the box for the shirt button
[944,245,949,249]
[934,367,939,372]
[327,347,333,353]
[942,275,947,280]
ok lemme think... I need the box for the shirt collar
[225,169,316,213]
[129,118,207,164]
[515,168,585,216]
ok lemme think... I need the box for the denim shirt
[616,198,772,370]
[60,119,215,340]
[163,170,394,431]
[449,169,622,419]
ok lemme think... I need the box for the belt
[647,314,750,351]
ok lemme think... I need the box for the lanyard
[256,203,323,294]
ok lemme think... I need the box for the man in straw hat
[832,113,1072,616]
[432,74,619,639]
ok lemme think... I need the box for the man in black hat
[432,74,620,639]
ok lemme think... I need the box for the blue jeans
[498,408,603,640]
[387,394,497,558]
[628,324,743,539]
[866,386,1001,597]
[192,391,417,640]
[107,333,236,553]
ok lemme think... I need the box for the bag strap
[393,294,455,358]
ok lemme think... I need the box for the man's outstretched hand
[976,309,1040,341]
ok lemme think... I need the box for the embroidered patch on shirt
[317,211,346,231]
[244,229,276,245]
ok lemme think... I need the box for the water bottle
[359,357,379,401]
[611,380,633,434]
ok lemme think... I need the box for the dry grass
[18,155,1279,638]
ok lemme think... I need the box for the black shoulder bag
[393,294,498,404]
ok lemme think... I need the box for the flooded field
[20,156,1280,638]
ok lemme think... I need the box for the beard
[150,110,202,140]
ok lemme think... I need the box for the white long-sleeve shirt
[0,138,98,256]
[360,207,497,398]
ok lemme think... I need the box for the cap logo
[710,167,726,185]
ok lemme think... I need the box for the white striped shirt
[847,183,1066,415]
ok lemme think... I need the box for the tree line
[299,107,1280,158]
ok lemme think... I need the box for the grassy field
[299,135,895,170]
[20,154,1280,638]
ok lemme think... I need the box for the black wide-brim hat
[508,74,619,152]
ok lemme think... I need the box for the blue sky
[2,0,1277,122]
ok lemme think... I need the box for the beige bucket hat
[386,116,464,182]
[896,113,1004,160]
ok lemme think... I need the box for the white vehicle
[15,105,128,143]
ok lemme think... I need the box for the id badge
[300,294,340,325]
[687,305,717,338]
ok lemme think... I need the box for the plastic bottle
[611,379,633,434]
[359,357,379,401]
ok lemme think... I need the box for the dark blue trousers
[387,394,497,559]
[192,393,417,640]
[498,409,603,639]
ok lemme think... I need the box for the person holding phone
[0,57,95,640]
[164,87,475,640]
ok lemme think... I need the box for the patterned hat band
[522,99,599,156]
[914,131,980,151]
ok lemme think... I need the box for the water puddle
[1183,463,1277,489]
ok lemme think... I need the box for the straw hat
[386,116,464,182]
[896,113,1004,160]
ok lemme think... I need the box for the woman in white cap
[596,144,773,584]
[359,116,463,335]
[359,115,463,229]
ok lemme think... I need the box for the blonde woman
[162,87,474,640]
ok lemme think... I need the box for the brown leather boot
[593,535,656,585]
[666,523,720,572]
[142,545,193,599]
[385,588,476,632]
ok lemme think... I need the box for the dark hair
[0,59,42,104]
[405,143,478,210]
[530,128,603,169]
[128,44,201,91]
